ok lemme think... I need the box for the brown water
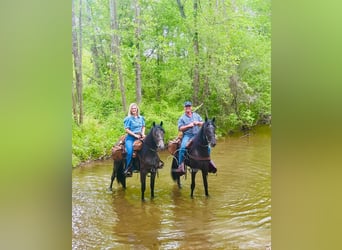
[72,126,271,249]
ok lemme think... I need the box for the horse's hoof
[107,187,113,192]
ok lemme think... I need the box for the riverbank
[73,124,271,168]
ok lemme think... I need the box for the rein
[140,138,158,152]
[198,135,210,147]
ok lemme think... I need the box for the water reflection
[111,191,163,248]
[72,126,271,249]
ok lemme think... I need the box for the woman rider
[123,103,145,176]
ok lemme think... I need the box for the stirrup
[124,169,132,177]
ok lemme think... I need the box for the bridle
[187,121,216,161]
[201,122,216,148]
[145,126,165,152]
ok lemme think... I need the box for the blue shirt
[124,115,145,134]
[178,112,203,136]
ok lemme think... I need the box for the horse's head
[204,117,216,148]
[152,121,165,150]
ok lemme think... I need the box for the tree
[109,0,126,112]
[72,0,84,124]
[134,0,142,104]
[176,0,186,18]
[192,0,200,106]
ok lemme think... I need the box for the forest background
[72,0,271,167]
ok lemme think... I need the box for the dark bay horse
[109,122,165,201]
[171,117,216,197]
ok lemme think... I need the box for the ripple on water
[73,128,271,249]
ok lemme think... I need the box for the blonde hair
[127,103,140,116]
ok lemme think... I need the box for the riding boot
[124,170,132,177]
[175,162,185,174]
[124,166,133,177]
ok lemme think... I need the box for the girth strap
[188,154,211,161]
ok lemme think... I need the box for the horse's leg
[177,177,182,189]
[150,170,156,199]
[190,169,197,198]
[140,171,146,201]
[171,155,182,189]
[108,161,116,191]
[202,168,209,197]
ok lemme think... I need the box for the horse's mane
[189,118,215,155]
[143,127,155,147]
[192,119,212,145]
[192,124,205,145]
[141,123,164,151]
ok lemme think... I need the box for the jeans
[125,135,136,171]
[178,134,192,165]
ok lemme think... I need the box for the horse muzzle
[157,141,165,150]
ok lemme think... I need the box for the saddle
[167,131,194,155]
[111,135,143,160]
[167,131,183,155]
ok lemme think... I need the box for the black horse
[109,122,165,201]
[171,117,216,197]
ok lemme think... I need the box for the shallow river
[72,126,271,249]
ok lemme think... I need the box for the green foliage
[72,114,124,167]
[72,0,271,166]
[227,113,242,129]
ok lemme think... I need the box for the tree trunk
[192,0,200,106]
[72,0,83,124]
[176,0,186,18]
[134,0,142,104]
[156,50,162,101]
[109,0,126,112]
[109,0,117,91]
[229,74,240,117]
[72,81,78,123]
[85,1,101,84]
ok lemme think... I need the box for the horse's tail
[115,160,126,187]
[170,154,180,181]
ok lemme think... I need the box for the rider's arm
[141,126,145,137]
[125,128,140,138]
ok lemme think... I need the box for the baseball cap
[184,101,192,107]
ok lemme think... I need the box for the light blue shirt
[178,112,203,137]
[124,115,145,134]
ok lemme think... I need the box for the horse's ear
[212,117,215,123]
[160,121,163,127]
[153,121,156,127]
[205,116,208,122]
